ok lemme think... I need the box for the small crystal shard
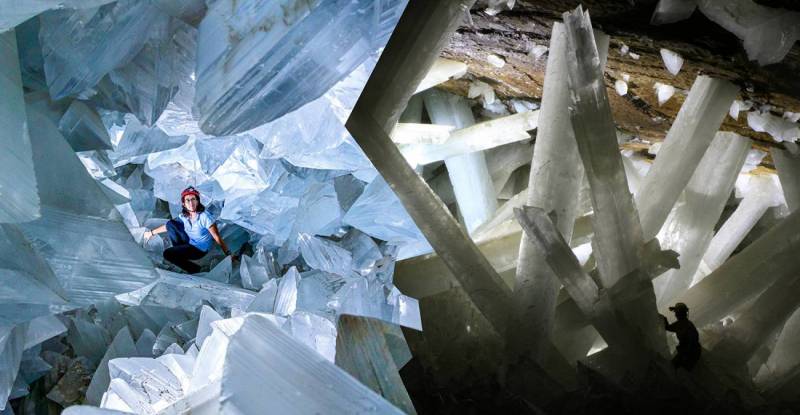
[659,48,684,75]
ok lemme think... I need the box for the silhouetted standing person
[662,302,701,371]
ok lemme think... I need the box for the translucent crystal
[653,82,676,106]
[134,329,156,357]
[659,48,683,75]
[335,315,416,412]
[636,75,738,239]
[0,0,115,33]
[341,230,383,276]
[511,21,595,361]
[218,313,400,413]
[0,324,25,410]
[106,18,196,126]
[399,110,538,166]
[693,175,784,284]
[85,327,137,405]
[18,108,158,306]
[422,89,497,233]
[239,255,271,291]
[747,111,800,143]
[675,208,800,327]
[342,176,427,246]
[298,233,353,277]
[283,311,337,362]
[414,58,467,94]
[39,0,170,99]
[650,0,697,24]
[563,6,667,357]
[108,115,188,167]
[253,96,371,171]
[196,305,222,348]
[118,270,255,315]
[0,30,39,222]
[195,0,407,135]
[772,146,800,211]
[698,0,800,65]
[334,277,422,331]
[653,132,750,307]
[153,0,206,23]
[273,267,299,316]
[614,79,628,95]
[57,100,113,152]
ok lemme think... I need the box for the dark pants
[163,219,206,274]
[672,345,701,371]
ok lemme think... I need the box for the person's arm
[207,223,232,256]
[143,224,167,241]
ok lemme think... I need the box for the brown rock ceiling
[437,0,800,169]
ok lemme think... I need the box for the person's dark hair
[181,195,205,217]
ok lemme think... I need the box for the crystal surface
[342,176,428,247]
[697,0,800,65]
[18,107,158,306]
[414,58,468,94]
[218,313,402,414]
[422,89,497,233]
[106,18,196,126]
[659,48,683,75]
[772,145,800,211]
[650,0,697,25]
[563,6,667,358]
[39,0,169,99]
[58,100,113,151]
[0,0,115,33]
[85,327,137,405]
[511,21,598,361]
[635,76,738,239]
[335,315,416,412]
[693,174,785,284]
[298,234,353,277]
[653,132,750,307]
[675,208,800,327]
[399,110,538,166]
[195,0,407,135]
[0,30,40,222]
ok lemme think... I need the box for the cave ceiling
[438,0,800,169]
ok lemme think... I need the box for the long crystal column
[694,175,783,284]
[635,75,738,239]
[509,22,605,361]
[654,132,750,307]
[422,89,497,233]
[344,0,514,335]
[563,6,667,356]
[0,30,39,222]
[673,208,800,327]
[772,145,800,211]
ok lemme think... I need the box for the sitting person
[143,186,232,273]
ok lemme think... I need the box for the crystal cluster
[1,1,427,412]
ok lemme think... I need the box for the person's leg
[163,244,206,274]
[166,219,190,246]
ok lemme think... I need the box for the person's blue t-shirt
[179,211,215,252]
